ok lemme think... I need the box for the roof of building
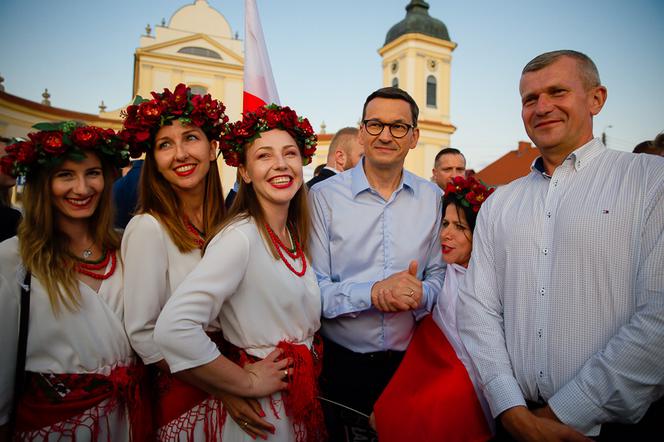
[474,141,540,186]
[0,90,120,125]
[169,0,231,38]
[385,0,450,45]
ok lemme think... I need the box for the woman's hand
[244,349,291,398]
[218,392,275,440]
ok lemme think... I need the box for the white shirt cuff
[549,379,605,436]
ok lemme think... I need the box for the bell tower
[379,0,457,178]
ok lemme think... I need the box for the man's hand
[500,406,592,442]
[371,260,422,312]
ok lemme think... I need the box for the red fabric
[155,331,225,441]
[16,363,152,441]
[243,0,280,112]
[155,373,211,428]
[242,91,267,114]
[224,335,326,442]
[374,315,492,442]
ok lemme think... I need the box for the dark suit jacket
[0,205,21,242]
[113,160,143,229]
[225,188,237,210]
[306,167,336,189]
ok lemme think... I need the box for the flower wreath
[118,83,228,158]
[444,175,495,213]
[218,104,317,167]
[1,121,129,178]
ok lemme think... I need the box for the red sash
[154,331,226,441]
[15,363,152,442]
[374,315,492,442]
[224,335,326,442]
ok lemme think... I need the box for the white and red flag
[243,0,280,113]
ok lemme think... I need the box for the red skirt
[373,315,491,442]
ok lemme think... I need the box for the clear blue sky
[1,0,662,169]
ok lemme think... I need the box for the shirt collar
[531,138,606,178]
[449,263,467,275]
[350,158,416,198]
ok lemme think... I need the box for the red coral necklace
[265,223,306,277]
[75,249,117,280]
[184,216,205,249]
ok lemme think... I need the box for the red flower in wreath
[218,104,318,167]
[3,121,128,178]
[39,131,66,155]
[445,176,495,213]
[17,141,38,164]
[71,126,100,148]
[138,101,163,123]
[120,83,227,157]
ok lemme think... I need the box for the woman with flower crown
[0,121,150,441]
[371,175,496,442]
[154,104,324,442]
[119,84,277,441]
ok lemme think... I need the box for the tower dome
[385,0,450,45]
[169,0,232,38]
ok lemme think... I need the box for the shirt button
[539,371,544,377]
[537,329,543,338]
[546,211,551,218]
[554,180,559,187]
[542,248,548,255]
[540,288,546,296]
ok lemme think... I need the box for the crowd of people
[0,49,662,442]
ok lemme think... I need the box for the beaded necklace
[75,249,117,280]
[265,223,306,277]
[184,216,205,249]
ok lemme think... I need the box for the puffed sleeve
[154,223,250,373]
[0,237,21,425]
[121,215,170,364]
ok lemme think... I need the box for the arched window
[426,75,437,107]
[177,46,222,60]
[190,85,208,96]
[392,77,399,88]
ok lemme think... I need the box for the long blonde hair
[17,154,120,312]
[137,136,225,253]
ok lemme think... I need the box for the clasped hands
[371,260,422,312]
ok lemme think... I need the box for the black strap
[9,271,31,433]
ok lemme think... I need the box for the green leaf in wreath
[32,122,61,132]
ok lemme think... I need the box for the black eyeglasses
[362,119,415,139]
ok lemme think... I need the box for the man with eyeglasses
[309,87,445,438]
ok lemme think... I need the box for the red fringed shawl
[155,331,226,441]
[15,363,151,442]
[224,335,326,442]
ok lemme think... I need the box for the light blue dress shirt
[457,139,664,435]
[309,160,445,353]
